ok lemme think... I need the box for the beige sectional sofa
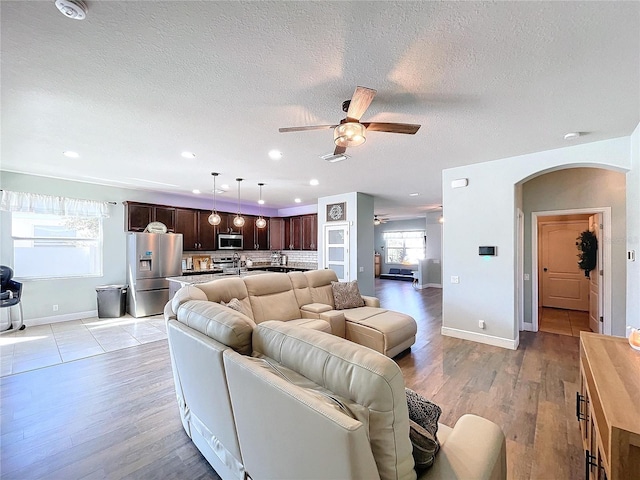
[167,269,417,357]
[164,297,507,480]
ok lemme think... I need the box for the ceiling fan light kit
[334,122,366,148]
[279,86,421,159]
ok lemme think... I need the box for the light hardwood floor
[0,280,583,479]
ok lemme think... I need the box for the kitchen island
[167,263,318,297]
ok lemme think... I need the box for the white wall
[627,124,640,330]
[317,192,374,296]
[441,136,632,349]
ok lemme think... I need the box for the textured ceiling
[2,1,639,219]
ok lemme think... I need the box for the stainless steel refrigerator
[126,232,183,318]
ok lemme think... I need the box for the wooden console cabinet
[577,332,640,480]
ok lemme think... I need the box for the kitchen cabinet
[176,208,218,251]
[124,201,176,232]
[198,210,216,250]
[302,214,317,250]
[242,216,269,250]
[288,216,302,250]
[269,218,286,250]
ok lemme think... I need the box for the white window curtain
[0,190,110,218]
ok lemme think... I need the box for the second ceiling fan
[279,86,421,156]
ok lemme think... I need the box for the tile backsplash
[183,250,318,265]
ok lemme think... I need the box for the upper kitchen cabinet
[124,201,176,232]
[255,218,269,250]
[288,216,303,250]
[302,214,317,250]
[175,208,217,251]
[269,218,286,250]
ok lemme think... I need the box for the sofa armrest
[300,303,333,314]
[421,414,506,480]
[361,296,380,308]
[301,308,346,338]
[164,301,176,321]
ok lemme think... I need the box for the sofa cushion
[287,271,313,307]
[196,278,253,321]
[252,321,415,480]
[171,285,208,316]
[405,388,441,471]
[331,280,366,310]
[176,299,255,355]
[243,273,302,323]
[221,298,252,318]
[304,269,338,307]
[389,268,401,274]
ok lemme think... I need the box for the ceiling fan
[279,86,421,156]
[374,215,389,226]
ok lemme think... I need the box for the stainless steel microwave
[218,234,243,250]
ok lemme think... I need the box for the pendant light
[256,183,267,229]
[233,178,245,228]
[208,172,221,226]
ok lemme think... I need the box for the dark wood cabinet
[270,218,286,250]
[175,208,198,250]
[124,202,176,232]
[255,218,269,250]
[289,216,303,250]
[198,211,216,250]
[302,214,317,250]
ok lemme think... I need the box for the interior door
[324,223,349,281]
[588,214,603,333]
[540,220,589,310]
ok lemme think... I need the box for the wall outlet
[359,266,364,272]
[524,273,530,281]
[450,276,459,284]
[53,304,59,311]
[479,319,485,329]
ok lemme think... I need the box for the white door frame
[324,222,350,281]
[531,207,611,335]
[517,209,524,333]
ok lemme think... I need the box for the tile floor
[0,314,166,377]
[538,307,591,337]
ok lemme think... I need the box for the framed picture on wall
[326,202,346,222]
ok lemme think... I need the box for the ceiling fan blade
[362,122,421,134]
[346,86,377,121]
[279,125,338,133]
[334,145,347,155]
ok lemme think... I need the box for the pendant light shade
[233,178,245,228]
[256,182,267,229]
[208,172,221,226]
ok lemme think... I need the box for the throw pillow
[331,280,365,310]
[405,387,441,471]
[220,298,250,318]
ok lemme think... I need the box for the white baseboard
[416,283,443,289]
[26,310,98,327]
[441,326,519,350]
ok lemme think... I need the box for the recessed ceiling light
[409,192,420,197]
[192,189,201,194]
[181,151,196,158]
[294,198,302,203]
[269,150,283,160]
[564,132,581,140]
[258,199,265,205]
[309,179,319,186]
[63,151,79,158]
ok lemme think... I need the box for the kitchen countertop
[168,263,318,286]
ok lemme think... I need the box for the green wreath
[576,230,597,278]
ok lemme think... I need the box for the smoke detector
[55,0,87,20]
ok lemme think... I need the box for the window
[12,212,103,279]
[384,231,425,265]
